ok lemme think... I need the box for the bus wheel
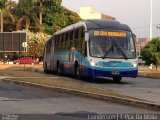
[57,64,61,75]
[75,65,81,79]
[46,67,50,74]
[44,63,49,73]
[113,76,122,82]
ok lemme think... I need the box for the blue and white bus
[43,19,138,82]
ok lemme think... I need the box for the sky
[62,0,160,39]
[13,0,160,39]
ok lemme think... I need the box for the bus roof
[54,19,132,35]
[84,19,131,31]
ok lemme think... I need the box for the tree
[1,0,81,34]
[34,0,44,32]
[141,37,160,70]
[36,0,62,20]
[42,4,81,34]
[16,0,39,31]
[16,30,49,60]
[62,7,81,25]
[0,0,16,32]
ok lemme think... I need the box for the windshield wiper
[102,42,114,59]
[102,39,128,60]
[112,39,128,60]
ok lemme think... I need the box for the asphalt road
[52,74,160,104]
[0,81,159,120]
[92,77,160,104]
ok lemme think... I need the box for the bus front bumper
[87,67,138,78]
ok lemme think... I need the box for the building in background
[136,38,149,56]
[79,7,115,20]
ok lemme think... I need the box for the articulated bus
[43,19,138,82]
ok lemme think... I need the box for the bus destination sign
[93,31,127,37]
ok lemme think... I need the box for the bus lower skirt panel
[87,68,138,78]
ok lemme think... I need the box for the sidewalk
[138,68,160,79]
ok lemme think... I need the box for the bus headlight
[131,63,137,68]
[90,62,98,67]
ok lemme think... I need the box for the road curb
[1,78,160,111]
[138,74,160,79]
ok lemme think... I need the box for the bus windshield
[89,30,136,59]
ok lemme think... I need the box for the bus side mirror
[133,33,137,42]
[85,32,89,41]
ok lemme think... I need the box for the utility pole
[149,0,153,41]
[39,1,42,25]
[0,9,3,32]
[37,0,43,32]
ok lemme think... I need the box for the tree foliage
[1,0,81,58]
[2,0,81,34]
[141,37,160,70]
[62,7,81,25]
[0,0,16,32]
[42,3,81,34]
[15,0,39,31]
[17,30,50,60]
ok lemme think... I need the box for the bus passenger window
[61,34,66,51]
[77,39,82,52]
[69,31,73,40]
[70,39,75,50]
[80,27,85,39]
[57,35,61,51]
[46,41,52,54]
[82,41,87,57]
[54,37,57,52]
[74,29,79,39]
[65,33,70,50]
[74,29,81,50]
[69,31,75,49]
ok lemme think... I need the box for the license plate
[112,72,120,75]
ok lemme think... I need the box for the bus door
[79,42,88,76]
[66,50,75,74]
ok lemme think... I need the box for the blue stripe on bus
[61,62,137,78]
[48,51,138,78]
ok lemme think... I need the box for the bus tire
[43,66,46,72]
[46,67,50,74]
[75,65,81,79]
[57,63,61,75]
[113,76,122,82]
[44,63,49,74]
[43,63,47,73]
